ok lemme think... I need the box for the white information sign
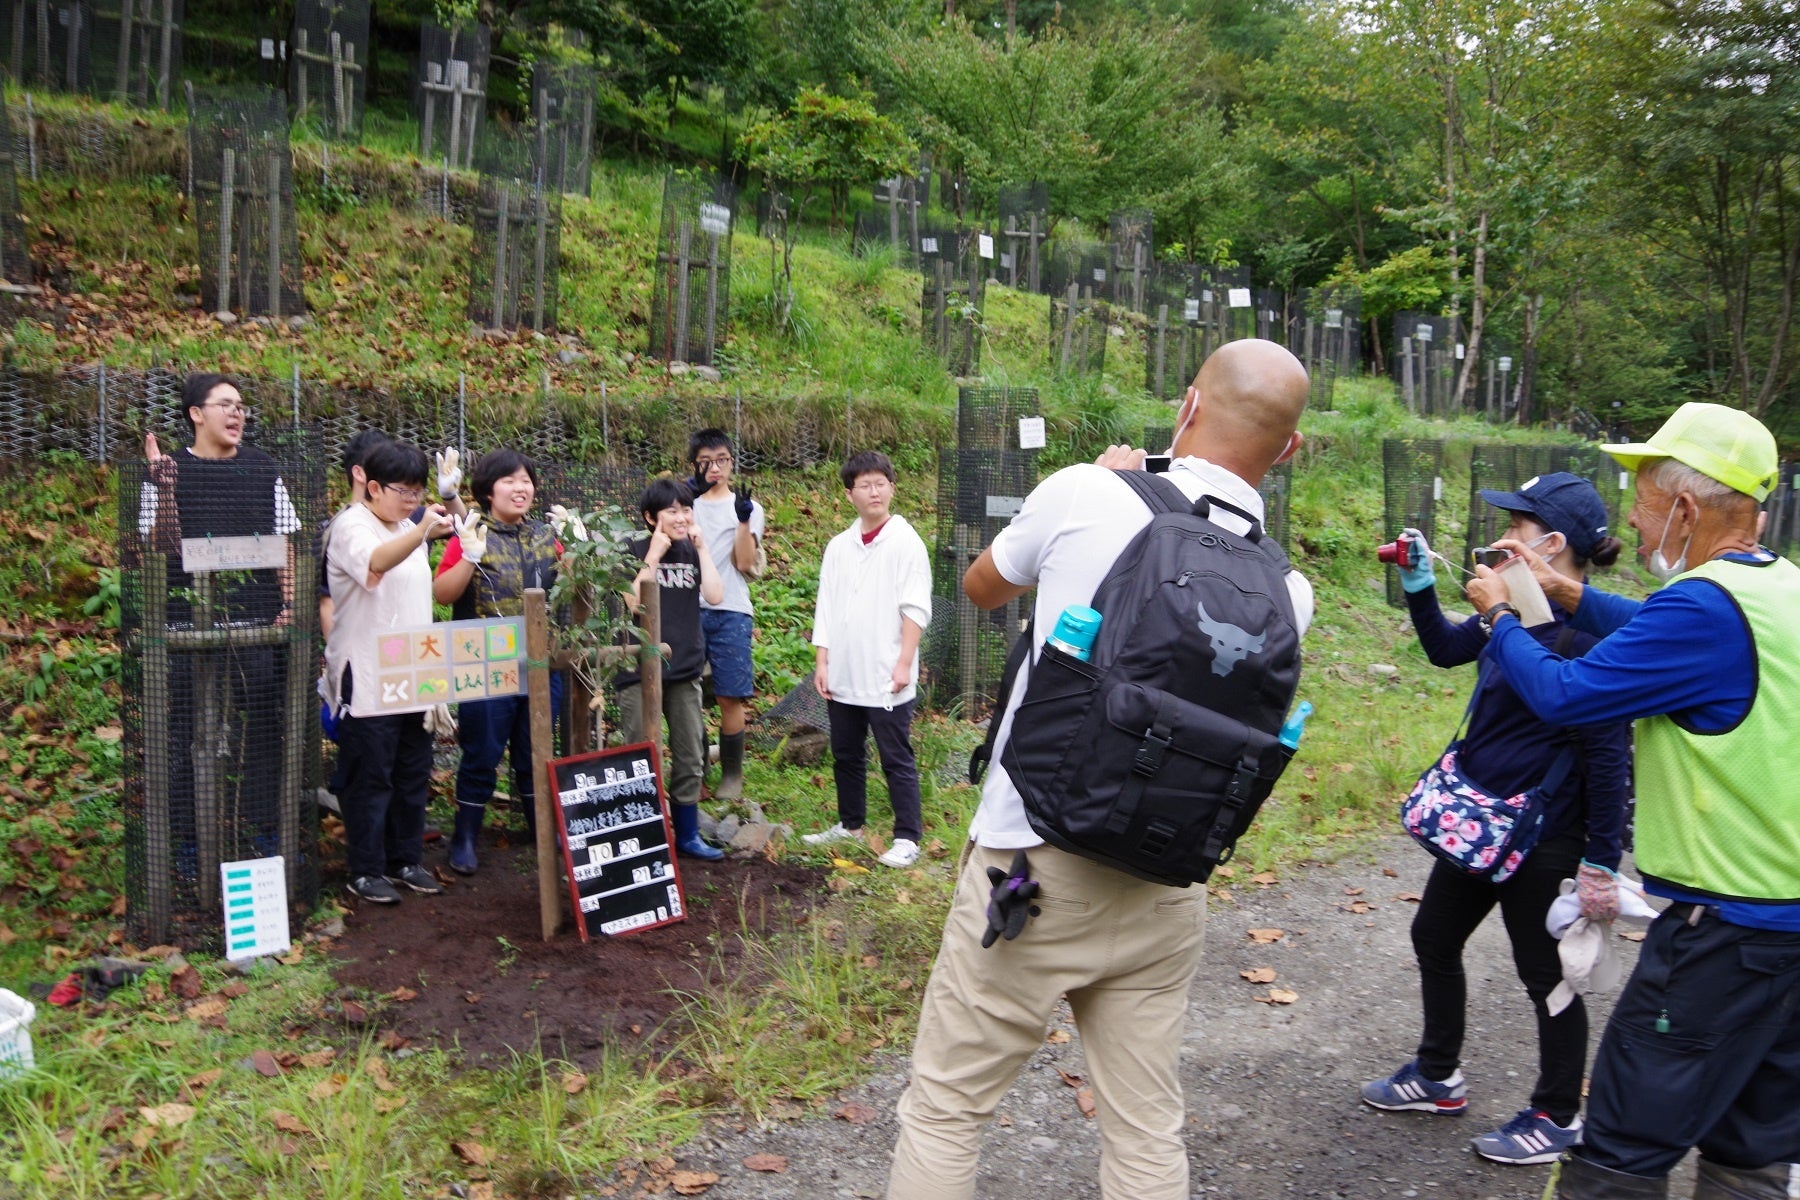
[921,236,939,254]
[220,856,290,962]
[985,496,1025,519]
[1183,299,1201,322]
[1499,356,1514,372]
[260,38,276,59]
[181,535,289,575]
[1017,416,1046,449]
[1228,288,1252,308]
[698,203,731,237]
[1455,342,1466,359]
[1325,308,1344,328]
[1433,476,1444,501]
[1093,268,1108,283]
[1000,253,1013,269]
[977,234,994,259]
[1416,323,1433,342]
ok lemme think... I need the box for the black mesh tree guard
[118,435,326,950]
[1210,266,1257,343]
[415,21,488,170]
[529,61,595,197]
[289,0,367,140]
[920,228,983,377]
[926,387,1040,716]
[1382,437,1444,608]
[1253,287,1288,344]
[1144,264,1210,402]
[467,131,562,332]
[85,0,180,108]
[1293,286,1359,409]
[0,90,29,285]
[188,88,305,320]
[1048,280,1106,375]
[864,171,924,267]
[1394,312,1460,418]
[747,678,831,754]
[648,171,734,366]
[1764,464,1800,560]
[996,181,1048,293]
[1107,208,1153,313]
[1471,335,1522,424]
[1259,460,1293,554]
[3,0,90,89]
[1463,442,1617,582]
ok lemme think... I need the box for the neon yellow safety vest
[1633,555,1800,903]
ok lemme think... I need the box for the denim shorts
[701,609,755,698]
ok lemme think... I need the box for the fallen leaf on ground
[463,991,483,1004]
[1617,930,1647,942]
[1254,988,1300,1006]
[831,858,870,874]
[1343,886,1365,896]
[298,1049,337,1069]
[1247,928,1285,944]
[249,1049,283,1077]
[671,1169,719,1195]
[1239,967,1277,984]
[1394,892,1423,903]
[834,1101,878,1125]
[269,1110,312,1135]
[1045,1029,1071,1045]
[468,1184,494,1200]
[374,1094,408,1113]
[220,981,249,999]
[340,1000,368,1025]
[387,986,418,1002]
[0,923,14,945]
[562,1071,588,1095]
[186,997,228,1023]
[1251,871,1279,886]
[453,1140,489,1166]
[139,1102,195,1128]
[378,1031,411,1052]
[1055,1068,1084,1089]
[184,1068,223,1092]
[362,1057,395,1091]
[743,1153,787,1173]
[1340,899,1372,914]
[170,966,203,999]
[309,1074,346,1100]
[1075,1087,1096,1118]
[1382,866,1399,878]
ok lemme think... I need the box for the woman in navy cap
[1361,472,1634,1169]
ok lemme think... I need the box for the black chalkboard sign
[546,742,686,941]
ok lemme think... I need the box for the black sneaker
[347,875,402,904]
[385,864,443,895]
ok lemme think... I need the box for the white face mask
[1166,389,1199,456]
[1647,501,1693,582]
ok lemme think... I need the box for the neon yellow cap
[1602,402,1780,502]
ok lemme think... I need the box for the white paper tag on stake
[978,234,994,259]
[1018,416,1046,450]
[1433,476,1443,501]
[260,38,276,59]
[698,203,730,237]
[1455,342,1466,359]
[1228,288,1251,308]
[1184,299,1201,322]
[921,236,938,254]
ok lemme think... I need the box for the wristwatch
[1479,602,1520,637]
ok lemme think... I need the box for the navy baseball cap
[1478,472,1610,560]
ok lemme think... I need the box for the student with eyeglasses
[686,428,766,803]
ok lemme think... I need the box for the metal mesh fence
[0,90,29,284]
[117,438,326,950]
[921,232,983,377]
[3,0,89,89]
[926,388,1039,717]
[289,0,367,140]
[1252,287,1287,344]
[648,171,734,367]
[1766,465,1800,560]
[1382,437,1444,608]
[1106,208,1152,313]
[415,21,487,170]
[188,87,305,319]
[1464,441,1619,583]
[1470,337,1522,424]
[534,460,645,520]
[467,132,562,332]
[1048,282,1105,375]
[1293,287,1359,409]
[748,678,831,752]
[84,0,179,107]
[529,61,595,198]
[996,181,1047,293]
[1394,313,1459,418]
[1143,265,1206,402]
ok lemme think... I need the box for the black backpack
[971,470,1303,887]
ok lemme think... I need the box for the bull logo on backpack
[1196,601,1265,677]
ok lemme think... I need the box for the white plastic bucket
[0,988,36,1081]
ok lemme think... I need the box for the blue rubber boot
[673,804,723,861]
[448,803,484,875]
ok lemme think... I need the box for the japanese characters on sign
[370,616,524,715]
[547,744,686,941]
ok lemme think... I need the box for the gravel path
[665,836,1693,1200]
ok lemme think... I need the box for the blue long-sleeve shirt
[1488,551,1800,930]
[1406,586,1631,869]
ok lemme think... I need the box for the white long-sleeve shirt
[812,514,933,707]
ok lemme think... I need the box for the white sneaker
[803,822,859,846]
[877,838,920,868]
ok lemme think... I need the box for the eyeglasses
[851,479,892,494]
[695,455,734,470]
[203,400,249,416]
[379,484,424,504]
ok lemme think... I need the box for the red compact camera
[1376,537,1419,569]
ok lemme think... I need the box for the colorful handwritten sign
[369,616,524,715]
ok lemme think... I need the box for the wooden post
[673,220,692,362]
[953,525,980,716]
[638,581,663,749]
[192,574,221,912]
[64,0,79,90]
[420,61,438,155]
[10,0,23,85]
[533,185,548,332]
[157,0,173,109]
[526,589,561,940]
[492,184,509,327]
[34,0,47,87]
[266,150,282,321]
[1401,335,1415,411]
[330,31,346,135]
[217,147,235,313]
[1060,283,1078,371]
[280,544,310,905]
[116,0,135,104]
[703,228,721,364]
[142,550,171,942]
[294,27,307,119]
[1154,303,1168,397]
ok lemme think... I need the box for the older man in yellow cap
[1466,402,1800,1200]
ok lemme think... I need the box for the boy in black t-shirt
[615,479,725,860]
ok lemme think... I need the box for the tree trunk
[1452,210,1489,411]
[1516,292,1542,427]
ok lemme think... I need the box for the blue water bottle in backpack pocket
[1046,605,1102,661]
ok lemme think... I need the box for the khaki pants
[888,843,1207,1200]
[616,678,706,808]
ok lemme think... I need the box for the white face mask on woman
[1647,499,1694,582]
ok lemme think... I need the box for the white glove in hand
[435,447,463,500]
[455,511,487,564]
[547,504,588,543]
[423,703,457,740]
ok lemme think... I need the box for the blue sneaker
[1471,1109,1582,1165]
[1360,1060,1468,1114]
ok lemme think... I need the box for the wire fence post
[291,363,300,426]
[457,371,466,458]
[98,363,109,463]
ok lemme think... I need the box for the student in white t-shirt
[323,441,452,906]
[686,429,766,802]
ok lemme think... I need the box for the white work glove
[454,511,487,565]
[547,504,588,543]
[423,703,458,740]
[435,447,463,501]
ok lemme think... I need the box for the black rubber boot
[1694,1159,1800,1200]
[715,730,746,802]
[1552,1154,1670,1200]
[448,803,484,875]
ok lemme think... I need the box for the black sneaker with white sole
[347,875,402,904]
[385,864,444,895]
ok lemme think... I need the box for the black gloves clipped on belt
[982,849,1041,949]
